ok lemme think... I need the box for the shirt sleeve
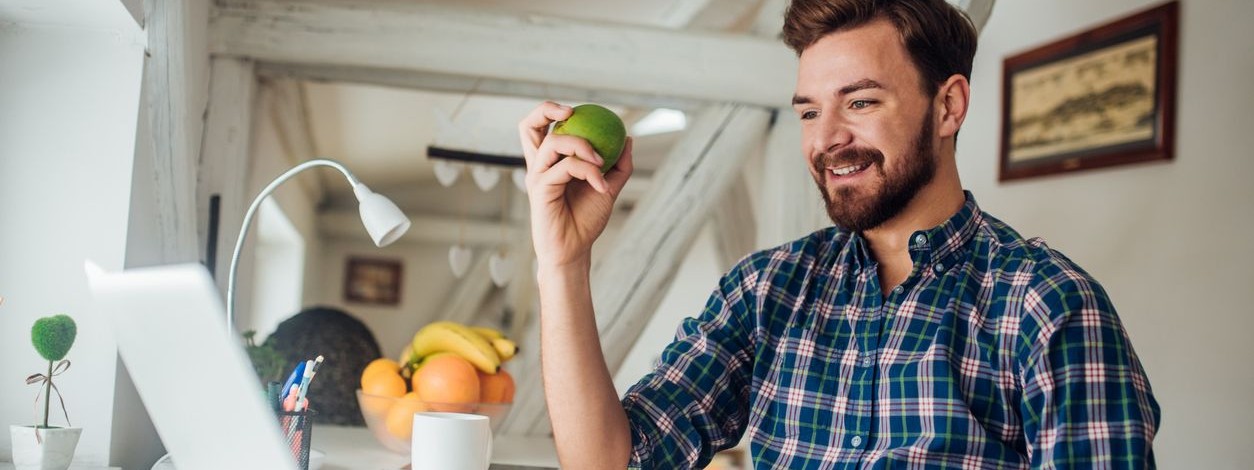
[1018,262,1161,468]
[620,263,757,470]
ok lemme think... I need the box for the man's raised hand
[518,101,633,270]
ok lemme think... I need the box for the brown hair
[782,0,978,95]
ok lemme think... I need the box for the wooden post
[198,57,257,295]
[754,116,830,249]
[132,0,205,265]
[710,174,758,271]
[256,77,324,203]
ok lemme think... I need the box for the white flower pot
[9,425,81,470]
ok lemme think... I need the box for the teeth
[830,163,868,176]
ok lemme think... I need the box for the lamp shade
[227,158,411,335]
[353,183,411,247]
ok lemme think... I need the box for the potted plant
[10,314,80,470]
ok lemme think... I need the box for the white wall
[248,199,308,340]
[961,0,1254,466]
[0,15,145,466]
[314,239,463,361]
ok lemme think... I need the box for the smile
[828,162,871,177]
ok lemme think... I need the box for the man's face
[793,19,940,232]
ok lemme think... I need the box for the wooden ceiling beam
[255,63,708,112]
[211,0,797,108]
[318,211,521,247]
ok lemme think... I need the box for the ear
[934,74,970,139]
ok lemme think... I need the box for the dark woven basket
[264,306,382,425]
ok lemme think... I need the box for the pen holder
[277,409,316,470]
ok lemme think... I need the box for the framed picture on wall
[344,257,402,306]
[999,1,1178,182]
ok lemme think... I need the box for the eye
[800,110,819,120]
[850,99,876,110]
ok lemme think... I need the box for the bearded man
[516,0,1160,468]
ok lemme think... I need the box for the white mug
[411,412,492,470]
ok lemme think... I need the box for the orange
[361,358,407,397]
[384,392,429,440]
[412,353,480,412]
[362,372,407,398]
[362,358,401,381]
[478,368,515,403]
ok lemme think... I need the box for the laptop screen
[85,261,296,470]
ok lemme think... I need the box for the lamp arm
[226,158,359,334]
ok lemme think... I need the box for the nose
[807,112,853,158]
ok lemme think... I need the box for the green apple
[552,104,626,173]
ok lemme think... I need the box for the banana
[468,326,517,362]
[490,337,519,362]
[411,321,501,374]
[397,343,419,379]
[469,326,505,341]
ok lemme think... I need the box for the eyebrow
[792,79,886,106]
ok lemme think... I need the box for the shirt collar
[832,191,983,273]
[906,190,982,268]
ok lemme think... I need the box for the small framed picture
[344,257,402,306]
[999,1,1178,181]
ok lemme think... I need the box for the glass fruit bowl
[356,389,512,454]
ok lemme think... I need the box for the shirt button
[861,355,873,367]
[933,263,945,274]
[851,435,863,447]
[891,286,903,295]
[913,233,927,246]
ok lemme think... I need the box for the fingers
[604,136,634,194]
[518,100,630,198]
[531,154,610,194]
[533,134,604,174]
[518,101,574,163]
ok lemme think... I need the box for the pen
[286,356,323,436]
[294,356,324,412]
[281,361,306,399]
[293,360,314,412]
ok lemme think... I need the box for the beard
[812,104,937,232]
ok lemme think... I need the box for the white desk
[3,427,557,470]
[311,425,558,470]
[0,466,117,470]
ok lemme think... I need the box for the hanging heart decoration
[471,165,500,192]
[512,168,527,193]
[433,160,463,187]
[448,245,473,278]
[488,251,513,287]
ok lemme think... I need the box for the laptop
[85,261,297,470]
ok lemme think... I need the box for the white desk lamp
[225,158,411,333]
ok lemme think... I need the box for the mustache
[813,146,885,172]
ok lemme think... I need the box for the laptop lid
[85,261,296,470]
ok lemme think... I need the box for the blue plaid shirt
[622,192,1160,469]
